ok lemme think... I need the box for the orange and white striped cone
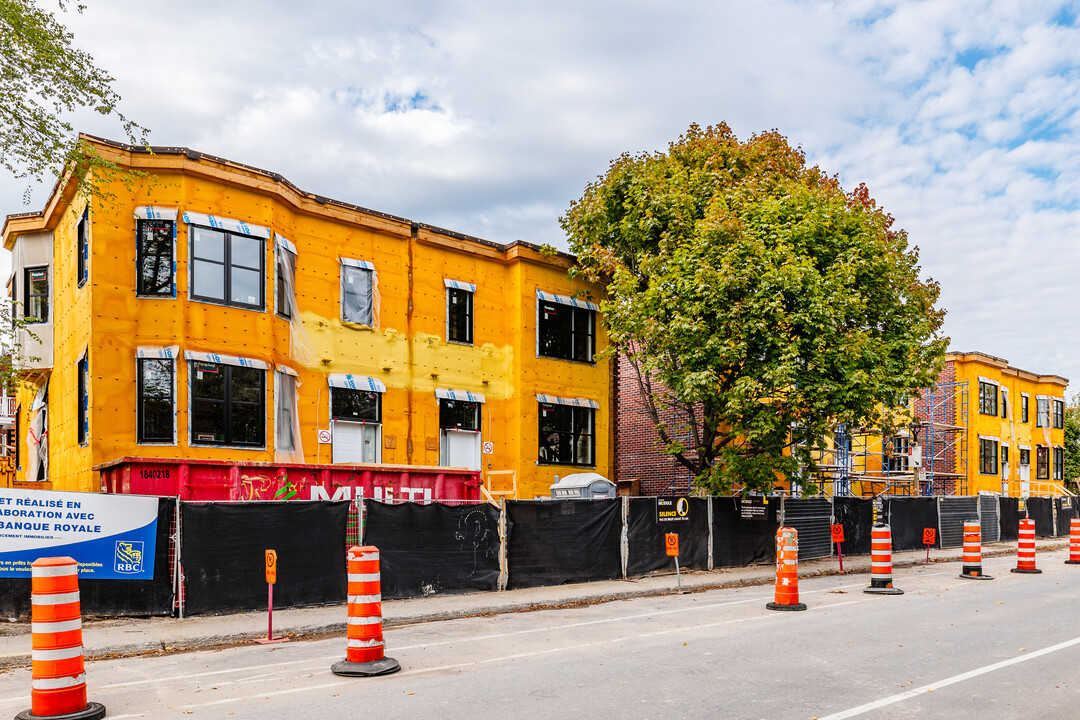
[864,523,903,595]
[1065,518,1080,565]
[959,520,993,580]
[1011,518,1042,574]
[16,557,105,720]
[766,527,806,611]
[331,546,400,677]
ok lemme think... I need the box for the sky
[3,0,1080,388]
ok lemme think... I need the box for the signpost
[831,524,845,572]
[256,549,289,644]
[665,533,683,592]
[923,528,936,564]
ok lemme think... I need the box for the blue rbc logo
[114,541,144,574]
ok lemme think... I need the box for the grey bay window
[191,360,265,446]
[137,219,174,296]
[190,226,264,309]
[137,358,174,443]
[539,401,595,466]
[978,437,998,475]
[341,259,375,326]
[446,280,475,344]
[537,291,596,363]
[978,380,997,415]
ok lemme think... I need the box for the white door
[442,429,481,470]
[332,421,380,464]
[1019,461,1030,497]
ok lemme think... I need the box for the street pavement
[0,537,1067,670]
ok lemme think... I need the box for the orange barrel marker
[331,546,401,677]
[16,557,105,720]
[1066,518,1080,565]
[959,520,993,580]
[766,527,807,611]
[864,523,904,595]
[1011,518,1042,574]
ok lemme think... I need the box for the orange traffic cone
[766,527,807,611]
[1011,518,1042,574]
[331,546,400,676]
[865,523,904,595]
[16,557,105,720]
[959,520,993,580]
[1066,518,1080,565]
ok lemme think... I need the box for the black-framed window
[538,403,594,466]
[77,355,88,446]
[24,266,48,323]
[1001,445,1009,476]
[1054,447,1063,481]
[76,208,88,287]
[439,399,479,430]
[1000,390,1008,418]
[886,436,909,472]
[341,264,374,326]
[1037,398,1050,428]
[1053,399,1064,429]
[979,438,998,475]
[978,381,997,416]
[1037,446,1049,479]
[276,248,295,318]
[332,388,381,422]
[190,361,265,446]
[1022,395,1029,423]
[190,226,264,309]
[275,371,297,452]
[447,288,473,344]
[137,219,174,296]
[137,358,174,443]
[538,301,594,363]
[1020,448,1030,469]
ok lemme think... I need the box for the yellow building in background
[2,135,611,499]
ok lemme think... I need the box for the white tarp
[184,351,269,369]
[328,374,386,392]
[443,278,476,293]
[136,345,180,359]
[435,388,485,403]
[133,206,178,221]
[536,394,600,408]
[181,211,271,239]
[535,289,599,311]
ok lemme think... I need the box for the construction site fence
[0,494,1075,618]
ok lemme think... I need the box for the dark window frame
[76,208,88,288]
[189,225,265,310]
[275,246,295,319]
[331,388,382,423]
[1053,399,1064,429]
[978,437,998,475]
[446,287,473,345]
[341,264,374,326]
[23,266,48,323]
[439,399,480,431]
[538,403,595,467]
[1000,390,1008,418]
[137,358,175,444]
[1036,398,1050,428]
[77,355,88,446]
[1001,445,1009,476]
[1019,447,1030,469]
[137,219,175,297]
[1053,447,1063,481]
[885,436,909,473]
[1022,395,1029,423]
[1037,445,1049,479]
[978,381,997,416]
[190,361,266,447]
[537,300,595,363]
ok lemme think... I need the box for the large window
[332,388,381,423]
[978,381,997,416]
[1000,388,1008,419]
[1037,397,1050,428]
[1022,395,1029,423]
[886,436,909,472]
[190,226,264,309]
[24,267,48,323]
[439,399,480,430]
[1019,447,1030,471]
[1053,399,1064,429]
[276,245,296,318]
[275,371,297,452]
[538,300,595,363]
[137,358,174,443]
[447,287,473,344]
[190,361,265,446]
[341,262,374,326]
[76,208,88,287]
[1001,445,1009,478]
[538,403,594,466]
[1054,447,1064,481]
[979,438,998,475]
[1037,445,1049,479]
[137,219,174,296]
[77,355,88,446]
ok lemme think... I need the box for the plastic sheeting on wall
[274,370,305,465]
[339,258,380,330]
[276,238,319,368]
[505,499,621,589]
[363,501,500,598]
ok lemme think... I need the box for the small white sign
[317,429,332,444]
[483,441,494,454]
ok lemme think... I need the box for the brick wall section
[614,352,690,496]
[912,359,958,493]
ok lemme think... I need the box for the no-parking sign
[317,429,332,444]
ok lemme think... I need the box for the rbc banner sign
[0,488,158,579]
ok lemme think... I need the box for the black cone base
[765,602,807,611]
[16,702,107,720]
[864,587,904,595]
[959,572,994,580]
[1011,568,1042,574]
[1065,560,1080,565]
[331,656,401,677]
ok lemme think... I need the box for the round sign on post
[665,533,679,557]
[830,524,844,544]
[923,528,936,546]
[482,441,494,455]
[317,429,332,444]
[265,549,278,584]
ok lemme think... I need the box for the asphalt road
[0,549,1076,719]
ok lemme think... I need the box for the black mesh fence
[626,498,710,576]
[712,497,778,568]
[1056,498,1076,538]
[1027,497,1055,538]
[783,498,833,560]
[363,501,500,599]
[180,501,350,616]
[0,497,176,619]
[979,495,1000,544]
[938,497,978,548]
[999,497,1021,542]
[506,500,622,589]
[832,497,873,555]
[887,497,940,551]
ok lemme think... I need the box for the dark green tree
[1064,393,1080,489]
[562,123,948,493]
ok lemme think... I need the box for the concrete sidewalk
[0,538,1068,670]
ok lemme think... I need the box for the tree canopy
[0,0,145,197]
[562,123,948,493]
